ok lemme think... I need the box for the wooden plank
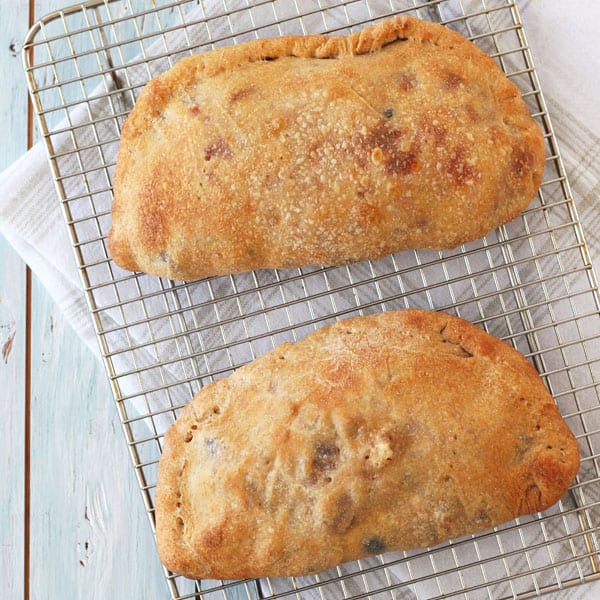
[0,250,26,599]
[28,276,168,598]
[25,1,167,597]
[0,0,30,596]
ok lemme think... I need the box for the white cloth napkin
[0,104,104,357]
[0,1,598,598]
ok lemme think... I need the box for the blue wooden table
[1,4,168,598]
[1,1,598,599]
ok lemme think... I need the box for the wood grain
[0,0,29,597]
[0,248,26,600]
[28,275,167,598]
[25,2,168,598]
[0,1,169,597]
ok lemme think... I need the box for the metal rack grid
[22,0,600,598]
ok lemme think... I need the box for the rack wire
[23,1,600,598]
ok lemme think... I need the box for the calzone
[109,16,545,280]
[155,309,579,579]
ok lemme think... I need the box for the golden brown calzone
[155,309,579,580]
[109,16,545,280]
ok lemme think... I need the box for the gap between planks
[24,1,35,598]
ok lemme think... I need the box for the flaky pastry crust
[109,16,545,280]
[155,309,579,580]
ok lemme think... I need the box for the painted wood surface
[0,240,25,600]
[28,275,167,599]
[2,1,168,598]
[0,1,28,598]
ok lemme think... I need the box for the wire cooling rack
[23,0,600,598]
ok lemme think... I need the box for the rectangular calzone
[155,309,579,580]
[109,16,545,280]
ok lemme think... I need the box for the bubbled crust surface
[155,309,579,580]
[108,16,545,281]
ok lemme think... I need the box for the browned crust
[109,16,545,280]
[121,16,473,136]
[155,309,579,580]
